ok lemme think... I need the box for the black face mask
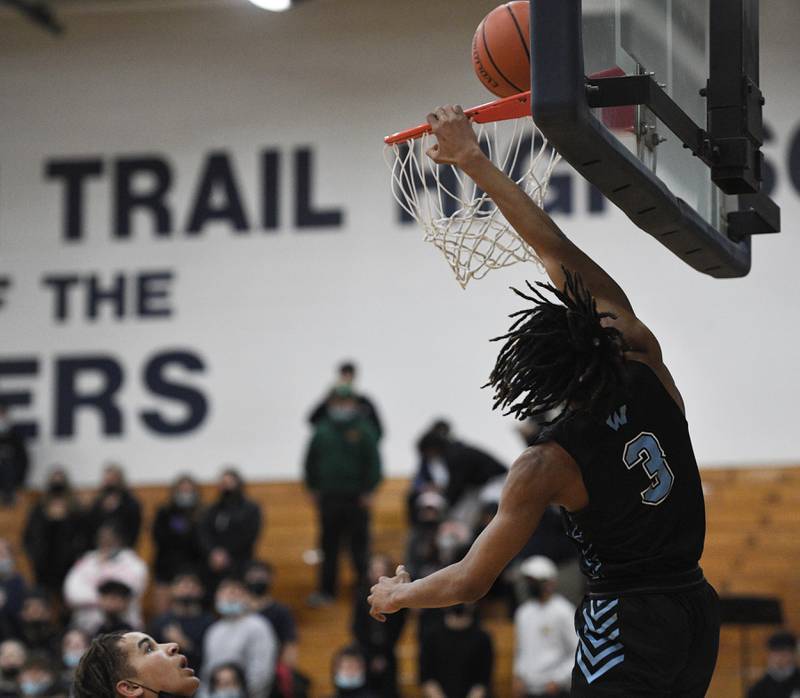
[246,581,270,596]
[48,481,67,495]
[526,579,545,599]
[103,484,122,496]
[1,666,20,680]
[175,595,203,607]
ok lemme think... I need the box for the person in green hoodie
[305,386,382,607]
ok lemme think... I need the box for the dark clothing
[88,488,143,548]
[516,506,577,566]
[748,668,800,698]
[17,621,62,660]
[352,584,406,698]
[258,600,298,646]
[0,572,26,639]
[149,609,215,671]
[0,426,28,501]
[95,616,134,636]
[318,495,370,595]
[23,499,89,597]
[310,393,383,440]
[329,689,378,698]
[419,623,494,698]
[537,361,705,594]
[571,582,720,697]
[198,492,262,582]
[304,417,381,496]
[270,665,311,698]
[152,502,203,582]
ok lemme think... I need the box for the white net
[385,118,560,288]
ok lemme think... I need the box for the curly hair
[486,269,628,424]
[73,632,132,698]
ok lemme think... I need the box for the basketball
[472,1,531,98]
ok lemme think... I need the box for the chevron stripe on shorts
[576,597,625,684]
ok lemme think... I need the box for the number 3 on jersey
[622,431,675,506]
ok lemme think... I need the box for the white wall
[0,0,798,485]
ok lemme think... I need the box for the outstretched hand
[425,105,483,167]
[367,564,411,622]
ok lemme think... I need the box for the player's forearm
[459,149,567,260]
[391,560,484,610]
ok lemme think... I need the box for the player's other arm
[425,106,658,355]
[368,442,584,619]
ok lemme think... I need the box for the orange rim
[384,90,532,145]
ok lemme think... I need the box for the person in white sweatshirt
[513,556,577,698]
[200,576,277,698]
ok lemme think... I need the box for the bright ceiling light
[247,0,293,10]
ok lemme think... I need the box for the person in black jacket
[329,645,376,698]
[87,464,142,549]
[0,402,29,506]
[747,631,800,698]
[0,538,27,641]
[23,468,88,601]
[199,469,262,591]
[351,554,406,698]
[152,475,203,613]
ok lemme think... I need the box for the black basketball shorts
[570,581,720,697]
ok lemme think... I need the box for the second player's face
[118,633,200,696]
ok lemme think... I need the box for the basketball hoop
[384,91,560,288]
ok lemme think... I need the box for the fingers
[395,564,411,583]
[369,606,387,622]
[425,144,441,162]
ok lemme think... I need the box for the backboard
[530,0,780,277]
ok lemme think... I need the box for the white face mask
[768,665,796,681]
[0,418,10,434]
[334,673,365,690]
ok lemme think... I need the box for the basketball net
[384,91,560,288]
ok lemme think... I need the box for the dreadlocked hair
[486,269,628,424]
[73,632,132,698]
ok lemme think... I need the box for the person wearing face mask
[73,631,201,698]
[60,628,90,690]
[0,402,29,507]
[0,538,27,639]
[149,572,215,674]
[152,476,204,615]
[329,646,375,698]
[512,556,576,698]
[23,468,89,602]
[17,590,61,660]
[208,663,247,698]
[747,631,800,698]
[0,639,27,697]
[419,604,493,698]
[198,470,262,593]
[88,465,143,549]
[63,524,148,635]
[17,653,66,698]
[304,386,382,607]
[200,577,277,698]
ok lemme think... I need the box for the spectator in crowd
[304,386,382,606]
[0,402,29,506]
[63,523,148,634]
[0,538,26,640]
[208,662,248,698]
[88,464,143,549]
[199,469,262,591]
[748,630,800,698]
[95,580,136,636]
[201,576,277,698]
[152,475,204,614]
[352,554,406,698]
[329,645,375,698]
[18,652,66,697]
[419,604,493,698]
[405,492,447,581]
[149,570,215,674]
[244,561,298,667]
[0,639,26,697]
[412,426,506,523]
[60,628,90,689]
[17,589,61,659]
[309,361,383,440]
[23,468,88,601]
[512,556,576,698]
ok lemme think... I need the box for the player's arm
[425,105,658,357]
[367,443,585,619]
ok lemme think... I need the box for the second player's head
[486,269,628,425]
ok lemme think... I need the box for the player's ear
[116,679,144,698]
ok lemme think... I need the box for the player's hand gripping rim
[425,105,483,168]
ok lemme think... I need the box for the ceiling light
[246,0,292,11]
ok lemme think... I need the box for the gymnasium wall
[0,0,798,485]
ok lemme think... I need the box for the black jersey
[538,360,706,595]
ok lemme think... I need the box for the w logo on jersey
[606,405,628,431]
[576,598,625,684]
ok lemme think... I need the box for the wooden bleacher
[1,466,798,697]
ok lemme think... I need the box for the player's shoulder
[508,443,588,511]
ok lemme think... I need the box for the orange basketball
[472,1,531,98]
